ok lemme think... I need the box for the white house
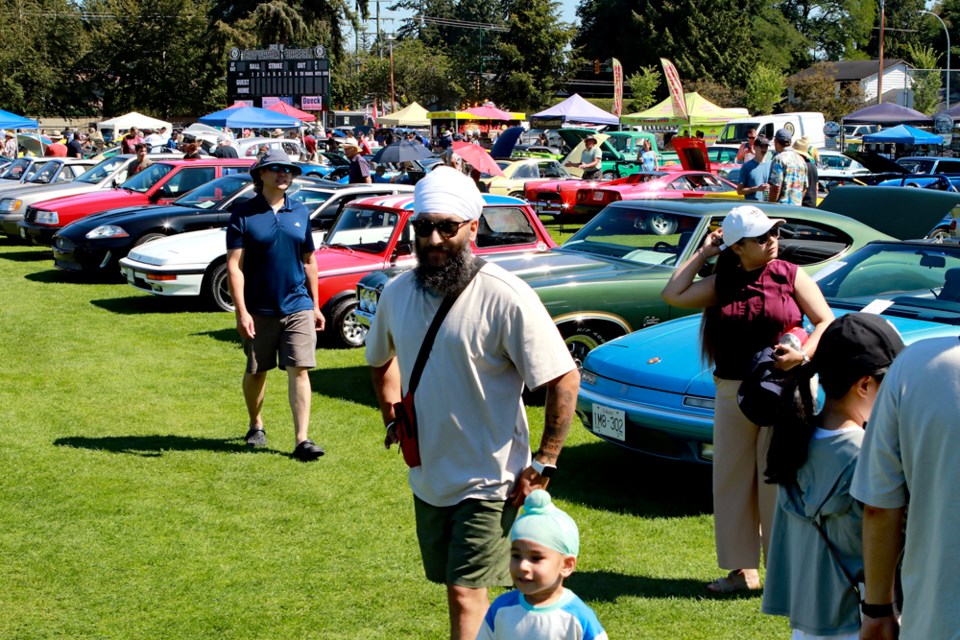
[788,59,916,106]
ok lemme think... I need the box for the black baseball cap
[182,133,197,144]
[754,134,770,148]
[813,313,905,396]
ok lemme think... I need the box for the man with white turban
[366,166,580,640]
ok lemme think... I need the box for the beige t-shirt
[366,262,576,507]
[850,336,960,640]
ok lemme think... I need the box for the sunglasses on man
[264,165,294,173]
[411,219,470,239]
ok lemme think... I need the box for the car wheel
[329,297,367,348]
[563,325,617,370]
[646,213,678,236]
[135,232,166,246]
[508,190,525,200]
[205,261,235,312]
[929,226,951,240]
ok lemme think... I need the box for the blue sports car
[576,239,960,463]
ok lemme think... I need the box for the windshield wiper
[324,242,355,253]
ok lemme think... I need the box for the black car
[51,173,334,275]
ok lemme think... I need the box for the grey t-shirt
[850,336,960,640]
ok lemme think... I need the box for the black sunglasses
[264,165,293,174]
[748,228,780,245]
[411,219,469,239]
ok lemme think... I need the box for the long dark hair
[700,248,742,366]
[764,367,818,485]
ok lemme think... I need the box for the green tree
[778,0,875,61]
[686,79,744,109]
[746,64,786,114]
[359,39,462,111]
[625,65,660,112]
[788,62,865,121]
[489,0,575,111]
[863,0,925,61]
[907,43,942,114]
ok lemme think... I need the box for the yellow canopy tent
[377,102,430,127]
[621,92,747,127]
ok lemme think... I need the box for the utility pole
[879,0,886,104]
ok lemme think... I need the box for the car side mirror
[393,241,413,260]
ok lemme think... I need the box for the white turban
[413,165,484,221]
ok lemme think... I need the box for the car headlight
[86,224,129,239]
[581,370,597,386]
[34,210,59,224]
[0,198,21,213]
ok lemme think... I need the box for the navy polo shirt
[226,193,316,317]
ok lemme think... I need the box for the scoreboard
[226,45,330,111]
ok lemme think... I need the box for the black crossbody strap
[407,258,485,395]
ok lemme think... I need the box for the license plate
[593,192,604,201]
[592,403,625,441]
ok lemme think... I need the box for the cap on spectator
[250,149,302,178]
[774,128,793,144]
[719,205,785,250]
[49,130,61,138]
[182,133,197,144]
[813,313,905,396]
[3,130,12,138]
[754,134,770,148]
[340,137,360,149]
[584,134,598,143]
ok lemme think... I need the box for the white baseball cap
[719,205,785,250]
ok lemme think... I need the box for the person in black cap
[761,313,904,638]
[225,150,326,461]
[181,133,202,159]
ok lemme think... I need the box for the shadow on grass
[552,441,713,519]
[193,327,242,345]
[90,295,209,314]
[309,365,378,407]
[0,248,52,262]
[53,434,288,458]
[569,570,760,602]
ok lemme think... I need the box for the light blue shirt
[739,157,772,201]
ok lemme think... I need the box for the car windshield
[897,158,935,174]
[814,242,960,321]
[1,158,31,180]
[120,163,174,193]
[28,160,61,184]
[173,175,250,208]
[561,207,701,266]
[324,206,400,253]
[717,122,759,144]
[75,157,129,184]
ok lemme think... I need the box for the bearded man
[365,166,580,640]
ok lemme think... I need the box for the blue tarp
[0,108,38,130]
[862,124,943,145]
[197,106,301,129]
[531,94,619,126]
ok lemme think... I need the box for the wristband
[860,602,894,618]
[800,348,810,365]
[531,458,557,478]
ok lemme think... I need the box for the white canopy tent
[98,111,173,137]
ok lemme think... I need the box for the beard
[414,238,475,295]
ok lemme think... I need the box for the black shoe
[293,439,325,461]
[244,427,267,447]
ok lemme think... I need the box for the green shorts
[414,495,519,588]
[244,309,317,373]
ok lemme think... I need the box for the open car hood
[560,133,618,178]
[818,186,959,239]
[671,137,714,173]
[844,151,908,174]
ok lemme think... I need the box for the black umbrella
[372,139,434,164]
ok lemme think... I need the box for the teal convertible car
[577,238,960,463]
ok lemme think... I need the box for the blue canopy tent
[531,94,619,127]
[0,108,38,130]
[197,106,301,129]
[862,124,943,145]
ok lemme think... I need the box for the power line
[419,15,509,32]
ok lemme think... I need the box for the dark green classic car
[355,187,960,363]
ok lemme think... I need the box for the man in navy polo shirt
[226,150,326,461]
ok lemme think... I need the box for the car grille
[24,207,37,223]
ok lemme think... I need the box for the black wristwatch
[860,602,895,618]
[385,420,397,431]
[531,458,557,478]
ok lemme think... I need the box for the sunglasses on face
[264,165,293,174]
[411,219,469,239]
[748,228,780,245]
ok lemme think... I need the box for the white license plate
[592,403,625,441]
[592,192,604,201]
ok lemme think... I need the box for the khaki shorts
[414,495,518,588]
[244,309,317,373]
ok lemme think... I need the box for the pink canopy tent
[465,106,513,120]
[267,101,316,122]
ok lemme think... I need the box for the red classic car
[525,136,739,218]
[18,158,254,244]
[315,193,556,347]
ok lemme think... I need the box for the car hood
[844,151,907,174]
[818,186,960,239]
[582,305,960,398]
[66,203,197,232]
[314,245,383,273]
[5,181,102,202]
[486,247,672,288]
[126,227,224,266]
[32,188,132,211]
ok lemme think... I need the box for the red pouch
[393,392,421,468]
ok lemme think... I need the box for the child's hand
[509,466,550,507]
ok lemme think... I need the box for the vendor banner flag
[612,58,624,118]
[660,58,688,119]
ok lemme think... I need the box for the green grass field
[0,238,788,639]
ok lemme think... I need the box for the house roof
[789,59,911,83]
